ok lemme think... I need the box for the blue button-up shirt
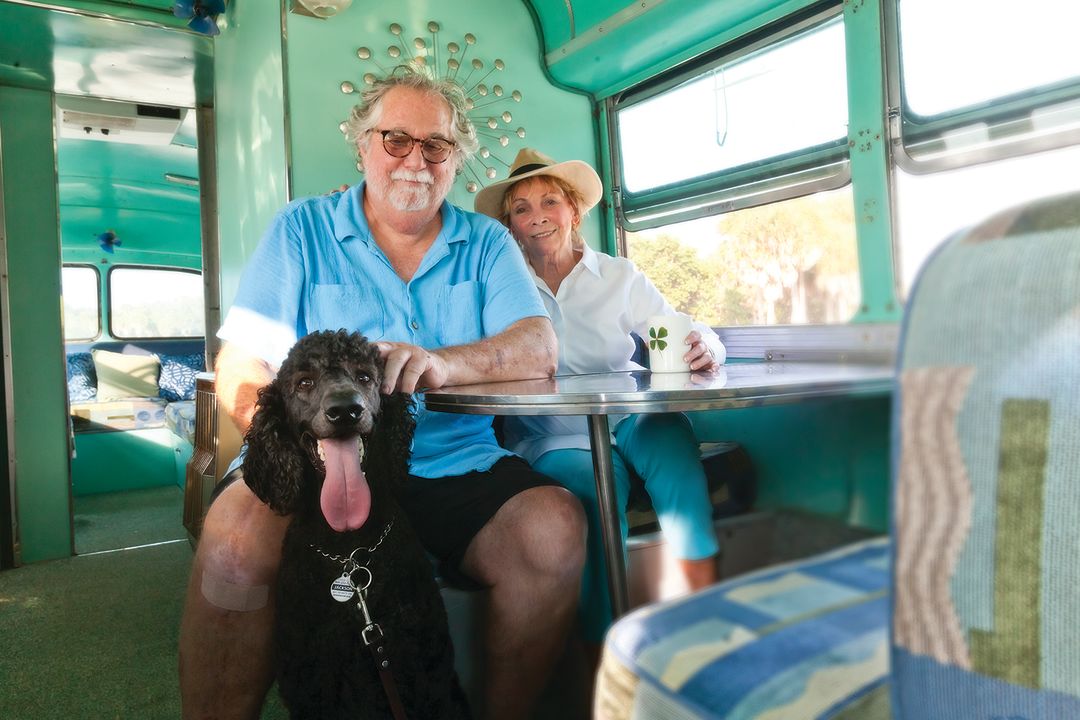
[218,183,547,478]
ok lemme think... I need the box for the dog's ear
[367,391,416,486]
[243,379,307,515]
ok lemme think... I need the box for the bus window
[61,265,100,341]
[896,0,1080,124]
[612,7,858,325]
[890,0,1080,293]
[895,147,1080,295]
[108,266,205,339]
[616,14,848,198]
[626,187,858,326]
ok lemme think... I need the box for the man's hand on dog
[377,341,449,394]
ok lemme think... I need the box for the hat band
[509,162,549,178]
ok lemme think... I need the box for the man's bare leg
[461,485,587,720]
[179,480,291,720]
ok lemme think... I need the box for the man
[179,68,587,720]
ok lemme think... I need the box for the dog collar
[309,515,395,569]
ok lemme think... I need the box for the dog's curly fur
[244,330,470,719]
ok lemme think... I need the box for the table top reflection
[422,361,894,416]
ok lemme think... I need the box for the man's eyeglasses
[375,129,456,164]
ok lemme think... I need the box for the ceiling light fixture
[290,0,352,19]
[165,173,200,187]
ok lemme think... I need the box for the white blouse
[504,244,725,464]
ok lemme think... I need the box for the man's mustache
[390,169,435,184]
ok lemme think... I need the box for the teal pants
[532,413,719,641]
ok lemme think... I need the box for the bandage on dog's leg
[200,570,270,611]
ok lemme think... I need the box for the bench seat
[66,341,205,495]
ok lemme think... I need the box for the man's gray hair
[344,65,479,173]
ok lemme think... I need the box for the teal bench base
[71,427,178,496]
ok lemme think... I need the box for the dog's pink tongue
[318,437,371,532]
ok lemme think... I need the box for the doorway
[56,96,206,554]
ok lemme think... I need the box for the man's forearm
[215,342,276,434]
[436,316,557,386]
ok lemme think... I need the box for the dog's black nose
[325,402,364,426]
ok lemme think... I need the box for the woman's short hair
[501,174,588,249]
[344,65,479,172]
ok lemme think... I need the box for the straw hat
[474,147,603,220]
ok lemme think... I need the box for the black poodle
[243,329,470,719]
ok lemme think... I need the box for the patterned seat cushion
[165,400,197,445]
[66,352,97,403]
[596,537,891,719]
[889,192,1080,718]
[158,352,205,402]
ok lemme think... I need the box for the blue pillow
[158,352,206,402]
[66,352,97,403]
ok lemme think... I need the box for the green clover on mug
[649,325,669,353]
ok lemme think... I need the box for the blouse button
[411,320,419,330]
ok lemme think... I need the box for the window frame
[884,0,1080,174]
[60,264,102,342]
[106,264,205,341]
[608,1,850,233]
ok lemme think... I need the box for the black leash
[360,619,408,720]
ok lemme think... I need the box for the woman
[475,148,726,643]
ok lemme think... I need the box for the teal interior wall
[0,86,72,563]
[213,0,289,313]
[691,395,891,531]
[282,0,599,249]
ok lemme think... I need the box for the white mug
[645,314,692,373]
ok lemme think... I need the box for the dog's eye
[296,377,314,391]
[357,373,372,384]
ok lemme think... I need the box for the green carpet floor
[0,541,192,719]
[1,487,289,719]
[74,485,188,555]
[1,496,874,718]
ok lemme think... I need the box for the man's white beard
[373,168,451,213]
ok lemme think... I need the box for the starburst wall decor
[338,20,527,193]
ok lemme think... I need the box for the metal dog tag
[330,572,355,602]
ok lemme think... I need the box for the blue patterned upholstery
[596,190,1080,719]
[165,400,197,445]
[598,539,890,718]
[158,351,205,402]
[889,192,1080,717]
[66,352,97,402]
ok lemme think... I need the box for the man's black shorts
[397,455,559,572]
